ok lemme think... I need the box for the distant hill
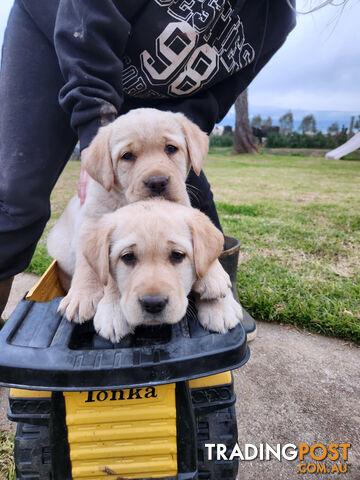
[218,105,359,133]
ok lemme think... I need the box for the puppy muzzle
[144,176,169,196]
[139,294,169,314]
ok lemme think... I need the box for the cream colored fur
[81,200,242,341]
[47,108,242,339]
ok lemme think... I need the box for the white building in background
[211,125,225,136]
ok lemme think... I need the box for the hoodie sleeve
[54,1,131,150]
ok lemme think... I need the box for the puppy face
[84,200,223,329]
[83,109,209,205]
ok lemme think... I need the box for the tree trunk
[233,89,257,154]
[349,115,354,138]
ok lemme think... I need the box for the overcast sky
[249,0,360,112]
[1,0,359,113]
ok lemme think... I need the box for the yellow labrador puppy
[82,200,242,342]
[47,108,237,328]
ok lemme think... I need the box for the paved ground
[234,323,359,480]
[1,273,359,479]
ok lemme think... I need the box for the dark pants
[0,0,221,281]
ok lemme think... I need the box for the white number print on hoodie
[122,0,255,98]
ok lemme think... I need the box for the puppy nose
[145,176,169,195]
[140,294,169,314]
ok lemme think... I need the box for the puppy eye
[121,252,137,265]
[122,152,136,161]
[170,251,185,264]
[165,145,178,155]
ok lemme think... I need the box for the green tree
[251,114,262,128]
[279,111,293,135]
[299,114,316,134]
[262,116,272,127]
[328,122,339,135]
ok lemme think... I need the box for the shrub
[266,131,348,149]
[209,134,233,148]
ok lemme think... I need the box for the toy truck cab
[0,260,249,479]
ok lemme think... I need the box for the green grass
[0,431,15,480]
[205,151,360,343]
[28,153,360,343]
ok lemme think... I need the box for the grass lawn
[0,432,15,480]
[28,153,360,343]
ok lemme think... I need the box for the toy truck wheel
[196,404,239,480]
[14,422,52,480]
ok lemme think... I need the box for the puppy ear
[187,209,224,279]
[176,114,209,176]
[82,125,114,191]
[82,218,114,285]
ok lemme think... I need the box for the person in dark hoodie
[0,0,296,335]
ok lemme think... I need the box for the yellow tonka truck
[0,256,249,480]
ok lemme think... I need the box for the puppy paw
[197,290,243,333]
[93,295,133,343]
[58,287,103,323]
[193,260,231,300]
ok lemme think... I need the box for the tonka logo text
[84,387,157,403]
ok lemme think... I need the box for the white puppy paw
[93,295,133,343]
[197,290,243,333]
[193,260,231,300]
[58,287,103,323]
